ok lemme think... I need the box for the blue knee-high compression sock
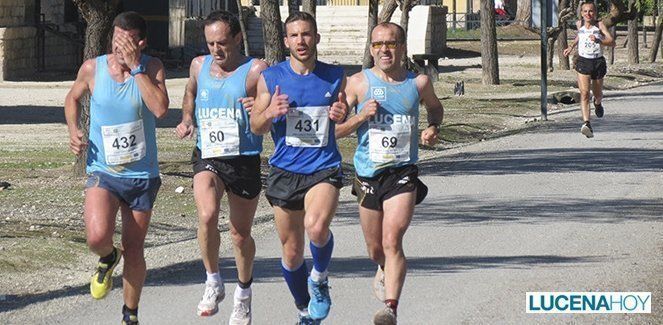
[310,232,334,276]
[281,260,310,309]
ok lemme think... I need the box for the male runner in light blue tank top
[175,10,268,323]
[251,12,348,324]
[64,12,169,325]
[336,22,443,325]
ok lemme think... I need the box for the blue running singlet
[262,60,344,174]
[354,69,421,178]
[87,55,159,179]
[195,56,262,157]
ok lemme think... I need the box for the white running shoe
[197,281,225,317]
[229,293,252,325]
[373,306,397,325]
[372,266,386,302]
[581,122,594,138]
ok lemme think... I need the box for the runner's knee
[381,234,403,254]
[198,209,219,228]
[366,245,385,263]
[580,90,591,100]
[121,241,145,262]
[230,227,252,247]
[282,243,305,266]
[86,233,112,252]
[306,225,329,245]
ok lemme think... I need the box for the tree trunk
[544,0,572,71]
[379,0,399,23]
[607,27,616,64]
[603,0,638,29]
[288,0,300,17]
[547,37,555,72]
[362,0,379,69]
[515,0,532,27]
[71,0,121,176]
[557,28,570,70]
[626,0,639,64]
[237,1,250,56]
[302,0,316,18]
[650,14,663,62]
[481,0,500,84]
[260,0,285,65]
[399,0,415,67]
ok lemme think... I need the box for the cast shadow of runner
[0,105,183,128]
[409,198,663,226]
[0,253,604,313]
[418,147,663,176]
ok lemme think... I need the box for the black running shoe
[122,305,139,325]
[122,313,139,325]
[594,102,604,118]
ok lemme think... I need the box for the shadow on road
[419,147,663,176]
[0,105,184,128]
[335,197,662,227]
[0,253,602,313]
[410,197,663,225]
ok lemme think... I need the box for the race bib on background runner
[199,116,240,158]
[286,106,330,147]
[101,120,146,165]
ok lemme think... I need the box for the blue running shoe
[307,277,331,320]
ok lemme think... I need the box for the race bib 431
[285,106,330,147]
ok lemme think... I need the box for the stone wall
[0,0,81,81]
[42,31,81,71]
[0,26,37,81]
[41,0,64,25]
[0,0,34,27]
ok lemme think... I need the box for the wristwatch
[428,123,441,132]
[130,64,145,76]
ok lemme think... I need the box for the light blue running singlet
[195,56,262,157]
[87,54,159,179]
[354,69,420,178]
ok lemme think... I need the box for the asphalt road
[2,86,662,324]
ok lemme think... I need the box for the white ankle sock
[235,285,251,299]
[310,268,328,282]
[206,272,222,284]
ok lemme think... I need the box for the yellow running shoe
[90,246,121,299]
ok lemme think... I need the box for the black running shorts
[575,56,607,80]
[265,166,343,210]
[351,164,428,211]
[191,148,262,199]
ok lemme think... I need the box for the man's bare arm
[175,56,203,139]
[417,74,443,146]
[250,76,289,135]
[64,59,95,155]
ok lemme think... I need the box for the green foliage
[639,0,655,16]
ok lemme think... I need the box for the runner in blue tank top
[251,12,348,324]
[64,12,169,325]
[336,22,444,325]
[174,10,268,322]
